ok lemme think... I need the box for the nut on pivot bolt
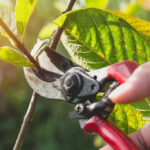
[63,73,82,96]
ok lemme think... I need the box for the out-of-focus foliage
[0,0,15,11]
[15,0,38,38]
[0,47,33,67]
[0,0,38,67]
[0,7,18,38]
[123,1,140,16]
[0,0,96,150]
[0,0,150,150]
[94,136,106,148]
[86,0,109,9]
[38,22,57,39]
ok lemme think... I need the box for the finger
[109,62,150,104]
[99,145,113,150]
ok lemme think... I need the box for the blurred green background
[0,0,150,149]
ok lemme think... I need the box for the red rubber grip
[84,116,140,150]
[107,60,138,83]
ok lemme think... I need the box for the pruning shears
[24,46,140,150]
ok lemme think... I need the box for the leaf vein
[103,16,117,62]
[131,30,139,62]
[86,12,105,56]
[74,14,84,40]
[118,20,128,60]
[64,29,110,65]
[122,106,128,134]
[87,61,106,64]
[142,41,148,62]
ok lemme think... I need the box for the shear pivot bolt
[75,104,84,114]
[63,73,81,96]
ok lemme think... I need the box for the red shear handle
[84,116,140,150]
[107,60,138,84]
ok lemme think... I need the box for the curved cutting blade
[24,47,79,101]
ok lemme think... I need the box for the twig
[13,92,39,150]
[13,0,76,150]
[0,18,42,73]
[50,0,76,49]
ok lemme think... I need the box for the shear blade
[79,119,88,129]
[24,47,79,101]
[69,110,89,119]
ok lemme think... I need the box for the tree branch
[0,18,42,74]
[13,92,39,150]
[13,0,76,150]
[50,0,76,49]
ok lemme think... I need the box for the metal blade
[24,67,65,100]
[24,47,79,101]
[79,119,88,129]
[87,67,108,82]
[38,47,79,75]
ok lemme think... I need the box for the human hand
[100,62,150,150]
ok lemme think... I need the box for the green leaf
[0,7,19,38]
[106,10,150,42]
[15,0,37,37]
[38,22,57,39]
[54,8,150,70]
[132,99,150,111]
[131,99,150,120]
[0,47,33,67]
[86,0,109,9]
[104,9,150,118]
[53,8,150,131]
[108,104,147,134]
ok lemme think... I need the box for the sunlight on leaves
[86,0,109,9]
[38,22,57,39]
[16,0,37,38]
[106,9,150,42]
[0,7,18,38]
[123,1,140,16]
[53,8,150,132]
[0,0,15,11]
[108,104,147,134]
[93,136,105,148]
[0,47,33,67]
[54,8,150,69]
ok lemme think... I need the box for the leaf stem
[13,0,76,150]
[0,18,42,73]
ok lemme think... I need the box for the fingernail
[108,83,129,103]
[108,88,120,102]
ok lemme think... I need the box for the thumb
[109,62,150,104]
